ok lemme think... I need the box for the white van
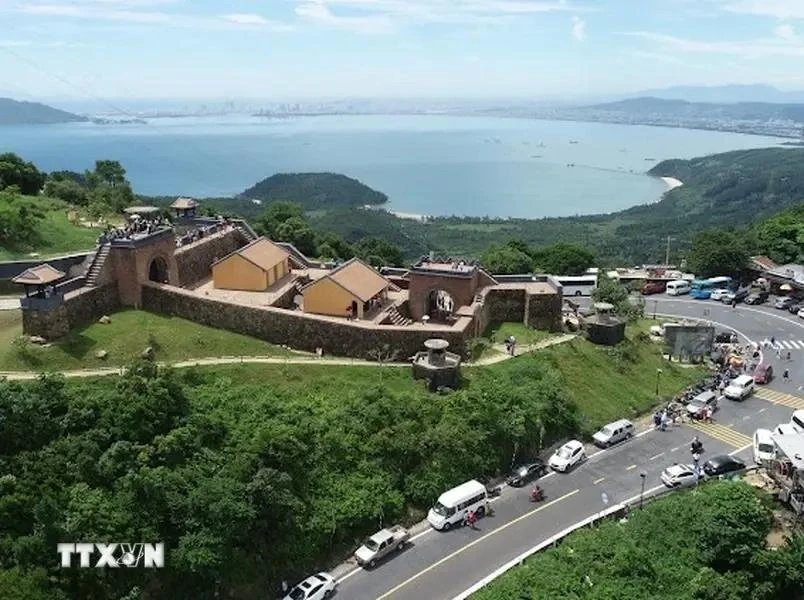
[724,374,754,401]
[427,480,488,531]
[666,280,691,296]
[791,410,804,433]
[592,419,635,448]
[753,428,775,464]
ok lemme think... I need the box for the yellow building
[211,237,291,291]
[302,258,391,319]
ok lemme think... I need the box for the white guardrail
[452,467,759,600]
[449,501,631,600]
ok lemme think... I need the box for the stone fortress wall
[18,223,564,359]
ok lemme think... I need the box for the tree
[353,237,405,267]
[315,231,354,261]
[275,216,317,257]
[88,160,127,188]
[531,242,595,276]
[0,153,45,195]
[44,178,89,206]
[254,201,306,239]
[686,229,749,278]
[0,190,45,246]
[480,243,533,274]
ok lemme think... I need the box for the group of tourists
[176,220,231,247]
[97,216,171,245]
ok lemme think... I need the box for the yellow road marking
[626,464,636,471]
[755,389,804,410]
[375,489,580,599]
[594,477,606,484]
[686,421,752,448]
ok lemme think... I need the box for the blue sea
[0,114,784,218]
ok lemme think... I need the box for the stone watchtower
[407,259,496,323]
[110,228,179,307]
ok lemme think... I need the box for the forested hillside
[239,172,388,209]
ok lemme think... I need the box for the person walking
[783,368,790,383]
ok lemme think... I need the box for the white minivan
[427,480,488,531]
[791,410,804,433]
[753,428,775,464]
[724,374,754,401]
[666,280,691,296]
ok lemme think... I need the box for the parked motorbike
[485,484,502,498]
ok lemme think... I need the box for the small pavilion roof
[304,257,391,302]
[171,197,198,210]
[11,263,65,286]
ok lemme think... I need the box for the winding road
[330,295,804,600]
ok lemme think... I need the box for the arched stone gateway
[148,256,169,283]
[426,289,455,322]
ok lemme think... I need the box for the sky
[2,0,804,101]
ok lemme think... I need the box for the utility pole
[665,236,673,266]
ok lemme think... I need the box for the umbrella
[780,283,793,291]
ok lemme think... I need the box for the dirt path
[0,334,577,380]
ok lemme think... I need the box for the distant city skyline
[3,0,804,101]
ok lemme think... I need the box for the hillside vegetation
[0,328,702,600]
[239,172,388,209]
[0,97,86,125]
[474,482,804,600]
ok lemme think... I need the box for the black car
[506,461,548,487]
[714,331,738,344]
[789,303,803,315]
[744,291,769,305]
[702,454,746,477]
[721,289,750,304]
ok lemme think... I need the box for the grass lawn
[485,321,557,346]
[0,309,290,371]
[194,320,705,436]
[0,198,101,261]
[534,323,706,433]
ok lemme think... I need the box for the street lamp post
[653,299,658,320]
[655,368,663,399]
[639,472,647,510]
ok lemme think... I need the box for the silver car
[661,464,700,488]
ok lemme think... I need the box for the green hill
[0,98,87,125]
[239,172,388,210]
[308,147,804,265]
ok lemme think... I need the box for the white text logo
[57,543,164,568]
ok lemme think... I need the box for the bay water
[0,114,783,218]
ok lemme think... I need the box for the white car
[798,308,804,320]
[710,288,730,301]
[283,573,336,600]
[753,428,775,464]
[661,464,700,488]
[548,440,586,472]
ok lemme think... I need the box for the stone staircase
[236,224,257,243]
[386,305,413,326]
[85,244,110,287]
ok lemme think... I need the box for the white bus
[666,280,691,296]
[556,274,598,297]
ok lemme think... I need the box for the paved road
[335,294,804,600]
[0,297,20,311]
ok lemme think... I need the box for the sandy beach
[363,205,429,222]
[660,176,684,191]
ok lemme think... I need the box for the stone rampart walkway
[0,334,576,381]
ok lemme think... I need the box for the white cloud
[222,13,269,26]
[624,30,804,58]
[774,23,798,42]
[295,0,395,33]
[293,0,582,31]
[13,2,292,30]
[571,15,585,40]
[718,0,804,20]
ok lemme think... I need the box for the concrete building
[211,237,291,292]
[302,258,391,319]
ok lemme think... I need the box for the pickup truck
[354,525,410,568]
